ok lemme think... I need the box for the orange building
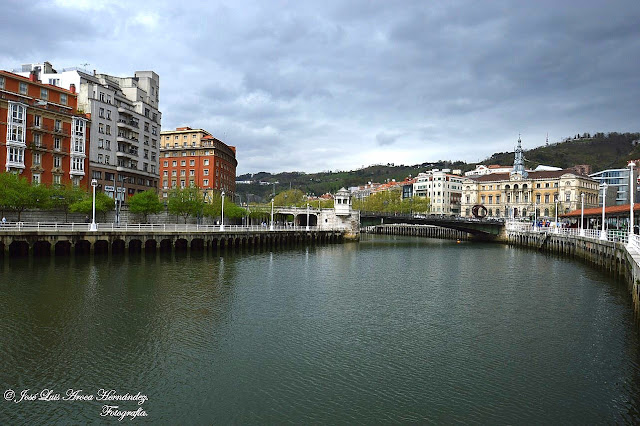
[159,127,237,200]
[0,70,88,187]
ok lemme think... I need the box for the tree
[70,191,114,221]
[273,189,305,207]
[167,185,204,223]
[0,173,39,221]
[128,190,164,223]
[203,192,247,223]
[47,185,86,222]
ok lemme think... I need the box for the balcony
[117,118,140,130]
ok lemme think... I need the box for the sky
[1,0,639,174]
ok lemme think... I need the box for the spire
[511,135,528,178]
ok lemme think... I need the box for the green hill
[236,132,640,203]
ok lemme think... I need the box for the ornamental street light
[220,190,225,231]
[270,198,274,231]
[580,192,585,236]
[600,183,608,240]
[629,161,635,245]
[534,199,537,231]
[90,179,98,231]
[306,203,310,231]
[554,199,559,233]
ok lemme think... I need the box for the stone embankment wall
[363,224,469,241]
[507,230,640,317]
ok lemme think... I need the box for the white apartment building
[16,62,161,200]
[413,169,463,215]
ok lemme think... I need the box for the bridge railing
[505,220,629,244]
[0,222,334,233]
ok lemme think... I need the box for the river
[1,235,639,424]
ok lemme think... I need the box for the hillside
[235,132,640,203]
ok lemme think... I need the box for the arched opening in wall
[75,240,91,256]
[211,238,219,251]
[219,238,227,250]
[175,239,188,252]
[513,208,519,217]
[522,209,527,217]
[112,239,126,254]
[191,238,205,251]
[488,209,493,216]
[33,241,51,256]
[160,239,173,252]
[241,237,247,248]
[129,239,142,254]
[9,241,29,257]
[94,240,109,255]
[145,240,158,252]
[0,242,4,256]
[55,241,71,256]
[544,208,550,217]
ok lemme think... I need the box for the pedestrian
[85,215,90,223]
[1,216,5,227]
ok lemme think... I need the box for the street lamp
[534,199,537,231]
[220,190,225,231]
[580,192,585,236]
[270,198,274,231]
[600,183,608,240]
[90,179,97,231]
[554,198,559,233]
[629,161,635,243]
[306,203,310,231]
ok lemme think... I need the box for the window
[164,161,168,167]
[92,170,102,180]
[536,194,541,203]
[106,110,111,120]
[544,194,550,203]
[204,159,209,166]
[144,149,149,159]
[172,161,177,166]
[106,125,111,135]
[33,152,41,165]
[40,88,48,100]
[163,170,168,176]
[99,108,105,118]
[151,139,157,148]
[151,152,156,161]
[33,133,42,147]
[54,119,61,132]
[34,115,41,128]
[54,137,61,150]
[566,192,571,202]
[145,122,150,132]
[204,169,209,175]
[98,138,104,149]
[105,155,110,165]
[181,160,186,166]
[8,147,24,163]
[488,195,493,204]
[203,179,209,186]
[172,170,177,177]
[107,95,111,104]
[98,154,104,163]
[190,160,195,166]
[19,82,27,95]
[105,140,111,150]
[152,126,157,136]
[99,123,104,134]
[60,93,67,105]
[48,78,60,86]
[72,157,84,172]
[99,92,105,102]
[180,170,186,176]
[53,175,61,185]
[32,173,40,184]
[54,156,61,168]
[144,136,149,145]
[189,170,195,176]
[0,76,4,89]
[496,195,500,204]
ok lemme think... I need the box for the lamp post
[600,183,608,240]
[270,198,274,231]
[629,161,635,243]
[580,192,585,236]
[220,190,225,231]
[554,198,559,233]
[90,179,97,231]
[306,203,310,231]
[534,199,537,231]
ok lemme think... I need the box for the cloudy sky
[2,0,639,174]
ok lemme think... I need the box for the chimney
[29,71,38,82]
[69,84,76,94]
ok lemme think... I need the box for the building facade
[413,169,463,214]
[15,62,161,201]
[159,127,237,200]
[589,166,639,206]
[460,138,599,219]
[0,70,88,187]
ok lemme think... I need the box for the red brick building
[159,127,237,201]
[0,70,88,187]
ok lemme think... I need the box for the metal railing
[0,222,333,233]
[505,220,630,245]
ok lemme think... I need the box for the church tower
[510,135,528,179]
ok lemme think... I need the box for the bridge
[359,212,506,239]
